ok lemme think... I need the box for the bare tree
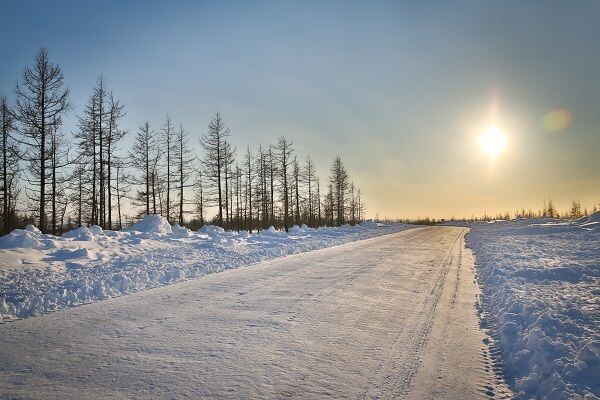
[174,124,195,225]
[316,178,322,226]
[95,77,109,228]
[160,115,177,222]
[114,159,131,229]
[222,140,236,229]
[67,162,88,227]
[105,93,126,229]
[14,48,70,232]
[234,164,242,231]
[570,200,582,219]
[48,123,72,234]
[74,77,115,227]
[304,155,317,227]
[129,122,156,215]
[546,198,557,218]
[200,112,230,227]
[74,88,98,225]
[276,136,293,232]
[244,147,253,232]
[329,156,349,226]
[326,181,334,226]
[269,147,275,226]
[150,145,161,215]
[292,157,301,225]
[257,146,271,230]
[1,96,20,234]
[356,188,365,222]
[194,168,206,227]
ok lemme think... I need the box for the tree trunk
[179,135,184,225]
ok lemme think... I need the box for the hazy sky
[1,1,599,219]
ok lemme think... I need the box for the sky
[1,1,599,219]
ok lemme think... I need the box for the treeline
[388,198,598,225]
[368,198,599,226]
[466,198,599,222]
[0,48,366,235]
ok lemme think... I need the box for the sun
[479,126,506,157]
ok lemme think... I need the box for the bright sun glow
[479,126,506,157]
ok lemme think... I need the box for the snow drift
[465,217,599,399]
[125,214,173,234]
[0,216,410,322]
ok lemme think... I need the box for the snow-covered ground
[462,213,600,399]
[0,226,509,399]
[0,216,410,321]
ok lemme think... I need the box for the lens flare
[541,109,572,132]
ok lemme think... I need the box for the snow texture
[0,227,508,399]
[0,215,410,321]
[465,213,600,399]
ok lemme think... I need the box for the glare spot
[479,127,506,158]
[541,109,572,132]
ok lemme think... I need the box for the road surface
[0,226,511,399]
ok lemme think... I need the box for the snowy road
[0,227,511,399]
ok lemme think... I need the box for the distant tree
[129,122,156,215]
[329,155,349,226]
[349,182,356,224]
[95,77,109,228]
[356,188,365,222]
[268,146,276,226]
[304,155,317,227]
[174,124,195,225]
[48,123,73,234]
[160,115,176,222]
[14,48,70,232]
[326,181,334,226]
[1,96,20,234]
[546,198,556,218]
[105,93,126,229]
[74,77,121,228]
[276,136,293,232]
[254,145,273,230]
[194,168,206,227]
[74,86,98,225]
[149,142,161,215]
[243,147,253,232]
[570,200,582,219]
[200,112,230,227]
[255,146,265,230]
[113,159,131,230]
[222,140,236,229]
[292,157,301,226]
[234,164,242,231]
[316,178,322,226]
[68,162,88,227]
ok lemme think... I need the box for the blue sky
[1,1,599,218]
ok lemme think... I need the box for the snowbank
[581,211,600,229]
[466,217,599,399]
[125,214,173,234]
[0,218,411,322]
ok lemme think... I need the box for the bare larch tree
[14,48,70,232]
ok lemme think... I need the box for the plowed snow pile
[0,216,410,321]
[465,214,599,399]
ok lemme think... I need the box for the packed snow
[0,226,508,399]
[462,213,600,399]
[0,216,411,321]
